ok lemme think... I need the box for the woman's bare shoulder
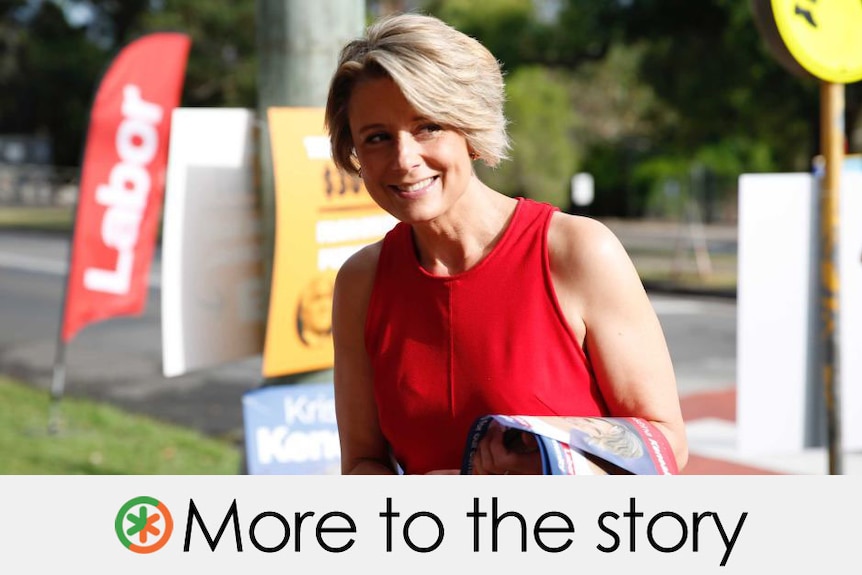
[333,240,383,308]
[339,240,383,277]
[548,212,630,273]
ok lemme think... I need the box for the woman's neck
[410,184,518,276]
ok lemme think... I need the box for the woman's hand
[470,421,543,475]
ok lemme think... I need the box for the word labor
[84,84,163,294]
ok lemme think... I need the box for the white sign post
[737,171,862,454]
[571,172,594,207]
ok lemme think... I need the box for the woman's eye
[415,124,443,140]
[365,132,389,144]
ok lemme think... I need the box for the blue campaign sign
[242,381,341,474]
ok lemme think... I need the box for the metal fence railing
[0,164,79,207]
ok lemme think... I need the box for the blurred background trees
[2,0,859,219]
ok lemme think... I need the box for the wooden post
[819,81,844,475]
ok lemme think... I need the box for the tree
[0,1,106,165]
[426,0,622,208]
[136,0,257,108]
[0,1,29,134]
[0,0,258,166]
[568,42,677,216]
[605,0,834,218]
[617,0,821,171]
[425,0,625,72]
[478,66,580,207]
[430,0,840,216]
[4,0,849,217]
[76,0,151,46]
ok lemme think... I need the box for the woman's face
[347,76,474,224]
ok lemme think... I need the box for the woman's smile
[390,176,439,197]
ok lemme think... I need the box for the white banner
[161,108,264,377]
[737,171,862,453]
[1,475,858,573]
[737,173,816,452]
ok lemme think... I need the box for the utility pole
[750,0,862,474]
[255,0,365,385]
[819,81,844,475]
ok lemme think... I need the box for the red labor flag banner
[61,32,191,342]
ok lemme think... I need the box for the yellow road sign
[769,0,862,83]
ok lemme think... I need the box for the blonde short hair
[325,13,510,175]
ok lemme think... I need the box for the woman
[325,13,688,475]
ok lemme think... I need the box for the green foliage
[0,0,257,166]
[565,42,676,216]
[429,0,833,217]
[136,0,257,108]
[633,137,767,222]
[426,0,625,71]
[81,0,152,46]
[425,0,535,72]
[2,0,851,217]
[617,0,821,172]
[0,2,106,165]
[580,142,647,217]
[631,155,691,219]
[0,375,240,474]
[478,66,579,208]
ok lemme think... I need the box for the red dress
[365,198,608,474]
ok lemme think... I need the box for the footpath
[679,388,862,475]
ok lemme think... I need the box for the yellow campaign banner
[263,108,396,377]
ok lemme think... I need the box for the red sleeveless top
[365,198,608,474]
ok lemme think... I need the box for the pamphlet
[461,414,678,475]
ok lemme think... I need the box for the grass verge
[0,375,241,474]
[0,206,73,232]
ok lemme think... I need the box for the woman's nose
[394,133,421,171]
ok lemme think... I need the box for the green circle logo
[115,496,174,554]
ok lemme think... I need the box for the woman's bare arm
[548,214,689,471]
[332,242,396,474]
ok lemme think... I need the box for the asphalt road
[0,228,737,440]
